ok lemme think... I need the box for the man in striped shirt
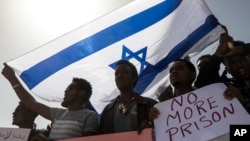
[2,65,99,141]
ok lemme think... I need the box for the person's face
[62,82,82,107]
[169,61,195,87]
[225,55,250,81]
[12,105,32,126]
[115,64,137,91]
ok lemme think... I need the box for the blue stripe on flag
[134,15,219,94]
[20,0,182,89]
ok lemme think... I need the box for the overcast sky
[0,0,249,129]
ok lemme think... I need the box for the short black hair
[174,58,196,73]
[116,60,138,78]
[197,54,212,63]
[73,78,92,102]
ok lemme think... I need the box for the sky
[0,0,250,130]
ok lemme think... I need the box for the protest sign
[0,128,30,141]
[154,83,250,141]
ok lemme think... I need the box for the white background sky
[0,0,250,129]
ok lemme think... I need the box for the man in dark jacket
[98,60,157,134]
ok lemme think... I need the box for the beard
[12,120,18,126]
[61,100,69,108]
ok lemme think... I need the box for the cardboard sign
[0,128,30,141]
[154,83,250,141]
[59,128,152,141]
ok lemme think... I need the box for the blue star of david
[109,45,152,74]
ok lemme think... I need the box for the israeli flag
[7,0,224,113]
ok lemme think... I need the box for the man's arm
[2,63,52,120]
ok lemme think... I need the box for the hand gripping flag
[7,0,224,113]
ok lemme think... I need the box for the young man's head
[12,102,38,128]
[223,41,250,81]
[62,78,92,108]
[169,59,196,88]
[196,54,212,70]
[115,60,138,91]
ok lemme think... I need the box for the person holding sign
[12,101,51,141]
[169,59,197,97]
[2,64,99,141]
[222,40,250,114]
[149,57,248,141]
[98,60,157,134]
[13,102,43,141]
[149,59,197,121]
[195,28,250,114]
[12,102,38,130]
[149,57,245,119]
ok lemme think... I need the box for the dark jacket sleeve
[98,102,115,134]
[137,96,158,125]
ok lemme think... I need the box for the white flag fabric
[7,0,224,113]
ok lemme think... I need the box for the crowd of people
[1,26,250,141]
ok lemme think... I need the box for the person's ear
[78,90,85,97]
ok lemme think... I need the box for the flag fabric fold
[7,0,224,113]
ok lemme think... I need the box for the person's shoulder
[138,95,158,105]
[83,109,99,116]
[101,98,117,112]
